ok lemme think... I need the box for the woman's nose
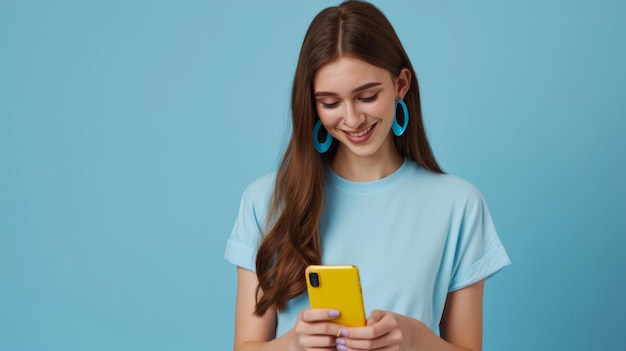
[342,104,365,129]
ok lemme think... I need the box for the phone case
[305,265,366,327]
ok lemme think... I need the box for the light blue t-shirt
[225,160,511,337]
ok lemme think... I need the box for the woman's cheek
[317,110,339,127]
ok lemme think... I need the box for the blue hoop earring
[392,99,409,136]
[313,120,333,153]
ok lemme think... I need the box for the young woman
[225,1,510,350]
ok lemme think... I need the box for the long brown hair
[254,0,442,316]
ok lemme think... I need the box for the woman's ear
[396,68,412,99]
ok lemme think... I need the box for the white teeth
[348,125,373,137]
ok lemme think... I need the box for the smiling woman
[224,1,510,351]
[313,56,410,180]
[2,0,625,350]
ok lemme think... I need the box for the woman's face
[313,56,410,164]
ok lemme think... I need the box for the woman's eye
[360,93,379,102]
[320,101,340,109]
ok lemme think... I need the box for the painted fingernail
[329,310,340,317]
[336,345,347,351]
[342,328,349,337]
[336,338,345,345]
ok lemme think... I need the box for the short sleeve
[224,174,275,272]
[448,189,511,291]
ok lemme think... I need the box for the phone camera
[309,272,320,287]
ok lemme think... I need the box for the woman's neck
[330,143,403,182]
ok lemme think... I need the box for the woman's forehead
[313,57,392,93]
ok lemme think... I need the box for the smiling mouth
[347,124,375,137]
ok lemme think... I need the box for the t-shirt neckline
[326,159,410,192]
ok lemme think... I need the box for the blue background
[1,0,624,350]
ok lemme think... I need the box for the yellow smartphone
[305,265,366,327]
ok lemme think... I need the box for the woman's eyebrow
[314,82,382,97]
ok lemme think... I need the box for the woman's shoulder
[239,172,276,206]
[244,172,276,192]
[408,162,485,202]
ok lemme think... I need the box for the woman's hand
[335,310,424,351]
[291,308,345,351]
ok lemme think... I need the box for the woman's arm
[234,267,289,351]
[439,279,484,351]
[234,267,344,351]
[336,280,485,351]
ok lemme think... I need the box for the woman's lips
[343,123,376,144]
